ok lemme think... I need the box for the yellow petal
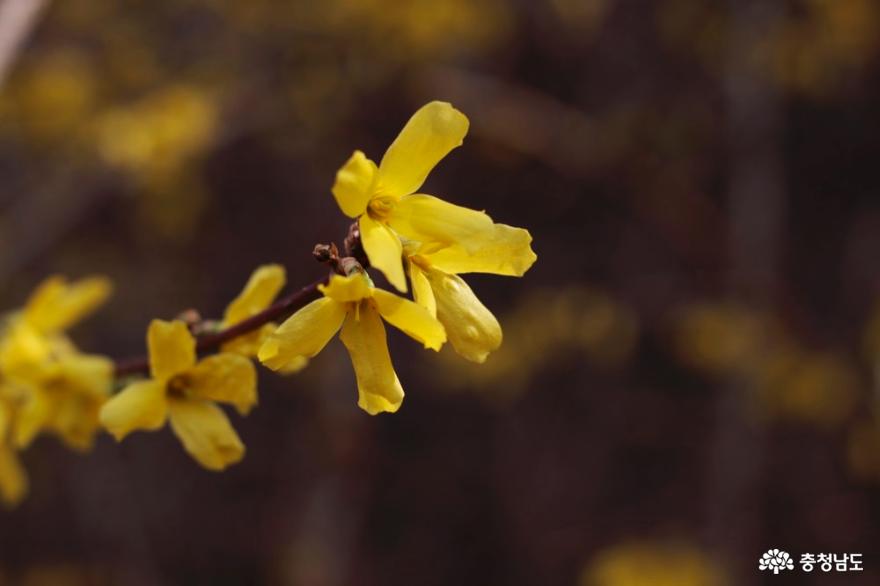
[55,354,113,399]
[378,101,469,196]
[0,448,27,508]
[23,275,112,333]
[408,260,436,318]
[318,273,373,304]
[387,195,494,254]
[339,302,404,415]
[168,399,245,471]
[53,396,103,452]
[42,354,112,451]
[0,401,10,441]
[0,323,53,380]
[372,289,445,351]
[13,388,51,449]
[332,150,378,217]
[99,380,168,441]
[186,353,258,416]
[222,264,286,327]
[423,224,537,277]
[278,355,309,375]
[360,214,407,292]
[148,319,196,381]
[258,297,345,370]
[425,268,502,363]
[221,322,276,357]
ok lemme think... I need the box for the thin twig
[113,275,328,377]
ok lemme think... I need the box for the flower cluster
[0,101,536,506]
[0,276,112,506]
[260,101,536,412]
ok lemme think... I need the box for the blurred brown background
[2,0,880,584]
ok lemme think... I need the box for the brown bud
[313,243,336,263]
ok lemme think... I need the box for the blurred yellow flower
[2,275,111,342]
[92,85,218,240]
[332,101,529,292]
[1,50,98,143]
[2,274,110,328]
[762,0,878,96]
[0,275,112,505]
[328,0,510,59]
[259,273,445,414]
[13,353,113,452]
[0,390,27,508]
[581,541,727,586]
[674,302,859,429]
[100,320,256,471]
[94,85,217,176]
[434,287,638,402]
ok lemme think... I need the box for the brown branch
[113,275,328,378]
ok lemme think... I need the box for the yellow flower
[331,101,532,292]
[219,264,308,373]
[407,256,501,364]
[0,446,26,508]
[581,541,727,586]
[258,273,446,414]
[15,275,111,335]
[99,320,257,471]
[13,353,113,452]
[220,264,287,354]
[404,226,536,363]
[0,390,27,508]
[0,275,112,380]
[0,275,114,451]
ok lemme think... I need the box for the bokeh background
[1,0,880,584]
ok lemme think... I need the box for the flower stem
[113,275,328,378]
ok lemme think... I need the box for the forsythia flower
[220,264,308,373]
[0,275,112,380]
[220,264,287,356]
[0,276,113,453]
[13,353,113,451]
[404,226,536,363]
[100,320,257,471]
[258,273,445,414]
[331,101,531,292]
[0,389,27,507]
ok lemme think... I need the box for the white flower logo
[759,549,794,574]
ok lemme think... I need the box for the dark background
[1,0,879,584]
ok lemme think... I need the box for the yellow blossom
[258,273,445,414]
[17,275,112,336]
[13,353,113,452]
[0,275,112,380]
[219,264,308,373]
[581,541,727,586]
[0,276,113,452]
[99,320,257,471]
[331,101,533,292]
[0,389,27,508]
[404,227,536,363]
[220,264,283,351]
